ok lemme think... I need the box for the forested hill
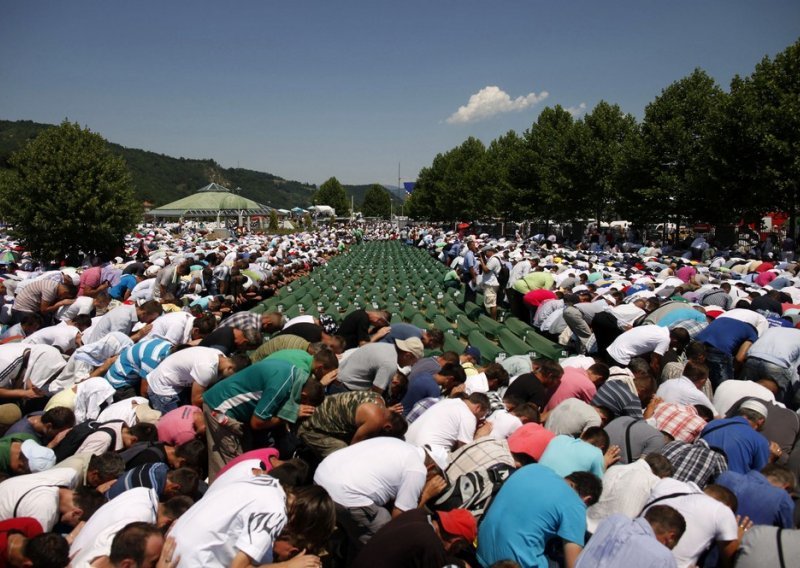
[0,119,402,209]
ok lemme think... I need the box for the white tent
[308,205,336,217]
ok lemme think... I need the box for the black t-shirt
[122,262,146,275]
[337,310,371,350]
[279,323,324,343]
[352,509,448,568]
[199,326,236,355]
[121,442,168,470]
[750,294,782,315]
[503,372,550,409]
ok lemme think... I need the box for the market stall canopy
[148,184,272,218]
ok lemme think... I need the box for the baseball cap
[463,345,481,362]
[394,337,424,359]
[438,509,478,542]
[507,423,555,462]
[20,440,56,473]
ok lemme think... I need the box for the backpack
[118,441,166,469]
[498,264,510,289]
[433,463,514,520]
[53,419,124,462]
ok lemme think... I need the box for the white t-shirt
[314,438,426,511]
[70,487,158,568]
[606,325,671,366]
[146,346,220,396]
[487,409,523,440]
[405,398,477,451]
[23,322,80,352]
[97,396,150,426]
[171,475,287,567]
[656,376,717,414]
[57,296,95,322]
[0,467,78,531]
[643,478,738,568]
[130,278,156,302]
[712,380,776,416]
[282,315,315,329]
[145,311,195,346]
[587,459,660,533]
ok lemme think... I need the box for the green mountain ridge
[0,119,404,210]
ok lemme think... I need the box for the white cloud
[446,86,549,124]
[566,102,587,117]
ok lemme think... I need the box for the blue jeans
[705,345,733,389]
[149,392,180,414]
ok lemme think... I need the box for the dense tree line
[406,39,799,236]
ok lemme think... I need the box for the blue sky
[2,1,798,188]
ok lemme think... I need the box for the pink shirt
[216,448,280,478]
[675,266,696,283]
[755,271,777,287]
[77,266,102,296]
[544,367,598,411]
[157,406,201,446]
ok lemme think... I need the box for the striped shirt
[13,279,59,313]
[106,462,168,499]
[105,338,173,389]
[217,311,260,334]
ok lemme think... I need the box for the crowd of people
[0,220,797,568]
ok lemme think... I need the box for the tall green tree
[628,69,725,225]
[0,120,140,261]
[361,184,392,218]
[313,177,349,216]
[572,101,640,223]
[485,131,525,220]
[268,209,279,231]
[714,39,800,234]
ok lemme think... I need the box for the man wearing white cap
[313,437,447,546]
[0,434,56,475]
[700,399,777,474]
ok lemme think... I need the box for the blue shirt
[105,338,173,389]
[700,416,770,474]
[108,273,138,300]
[696,318,758,355]
[400,373,441,415]
[538,435,605,478]
[381,323,424,344]
[657,308,707,329]
[716,470,794,528]
[477,464,587,568]
[575,515,676,568]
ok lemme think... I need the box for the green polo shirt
[203,359,309,423]
[0,433,36,473]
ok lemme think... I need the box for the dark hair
[425,329,445,349]
[41,407,75,430]
[20,313,44,327]
[644,453,674,478]
[166,467,200,496]
[693,404,714,422]
[72,314,93,331]
[284,485,336,555]
[761,463,796,491]
[60,281,77,298]
[704,484,738,512]
[73,486,106,522]
[109,522,162,566]
[301,379,326,406]
[669,328,691,351]
[386,412,408,438]
[683,361,709,383]
[24,532,70,568]
[175,439,207,476]
[580,426,610,453]
[511,403,540,424]
[534,358,564,381]
[194,313,217,336]
[588,362,609,383]
[312,348,339,372]
[230,353,252,373]
[269,458,310,487]
[439,362,467,385]
[129,422,158,443]
[644,505,686,541]
[685,341,706,361]
[467,392,491,413]
[88,452,125,483]
[138,300,163,317]
[439,351,461,366]
[565,471,602,505]
[162,495,194,519]
[483,363,509,388]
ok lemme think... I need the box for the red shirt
[0,518,42,568]
[77,266,102,296]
